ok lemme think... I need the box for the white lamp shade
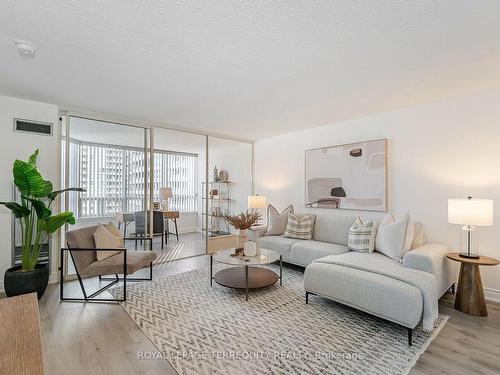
[159,187,173,198]
[248,195,267,209]
[448,198,494,226]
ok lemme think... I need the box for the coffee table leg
[280,255,282,286]
[245,265,248,301]
[210,254,213,286]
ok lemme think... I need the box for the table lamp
[248,194,267,224]
[448,197,494,258]
[160,187,173,211]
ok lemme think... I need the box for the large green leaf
[43,212,76,233]
[23,197,51,219]
[13,160,47,197]
[47,187,85,201]
[0,201,30,218]
[27,149,39,167]
[42,181,53,197]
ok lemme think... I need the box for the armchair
[60,225,156,302]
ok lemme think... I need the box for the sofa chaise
[249,214,455,345]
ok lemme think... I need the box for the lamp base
[459,252,480,259]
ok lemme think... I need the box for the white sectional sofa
[248,214,456,345]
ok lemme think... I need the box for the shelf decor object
[448,197,494,258]
[160,187,173,211]
[202,181,232,237]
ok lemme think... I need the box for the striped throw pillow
[283,214,314,240]
[348,217,377,253]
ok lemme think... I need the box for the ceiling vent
[14,118,53,136]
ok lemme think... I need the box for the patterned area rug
[110,264,448,375]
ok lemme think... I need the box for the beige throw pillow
[266,204,294,236]
[105,222,123,239]
[283,213,314,240]
[94,224,123,261]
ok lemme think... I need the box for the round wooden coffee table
[210,248,282,301]
[446,252,499,316]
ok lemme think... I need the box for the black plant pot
[4,263,49,300]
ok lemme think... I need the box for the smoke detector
[15,40,37,58]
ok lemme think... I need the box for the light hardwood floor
[38,255,500,375]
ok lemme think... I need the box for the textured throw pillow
[93,224,123,261]
[266,204,294,236]
[283,213,314,240]
[348,217,378,253]
[375,212,414,261]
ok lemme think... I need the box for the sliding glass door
[153,127,207,261]
[60,114,253,278]
[61,116,150,277]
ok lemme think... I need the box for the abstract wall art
[305,139,387,211]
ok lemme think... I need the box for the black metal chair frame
[305,291,414,346]
[59,237,153,303]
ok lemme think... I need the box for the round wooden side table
[446,252,499,316]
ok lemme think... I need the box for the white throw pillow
[348,217,378,253]
[93,224,123,261]
[266,204,294,236]
[375,212,414,261]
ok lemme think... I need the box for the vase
[236,229,247,250]
[4,263,49,300]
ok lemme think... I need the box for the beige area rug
[111,264,447,375]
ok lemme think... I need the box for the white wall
[255,87,500,299]
[209,138,253,233]
[0,95,60,291]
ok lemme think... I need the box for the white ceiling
[1,1,500,140]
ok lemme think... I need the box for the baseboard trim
[484,287,500,303]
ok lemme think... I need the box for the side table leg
[210,254,213,286]
[455,263,488,316]
[245,265,248,301]
[280,255,283,286]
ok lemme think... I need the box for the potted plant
[224,210,262,252]
[1,149,83,299]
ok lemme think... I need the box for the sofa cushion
[258,236,301,261]
[313,215,358,246]
[290,241,349,266]
[304,260,423,328]
[266,204,294,236]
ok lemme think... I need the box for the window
[69,140,198,218]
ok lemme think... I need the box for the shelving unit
[202,181,232,237]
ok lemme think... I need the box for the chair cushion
[81,251,157,277]
[66,225,99,271]
[258,236,301,261]
[290,241,349,266]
